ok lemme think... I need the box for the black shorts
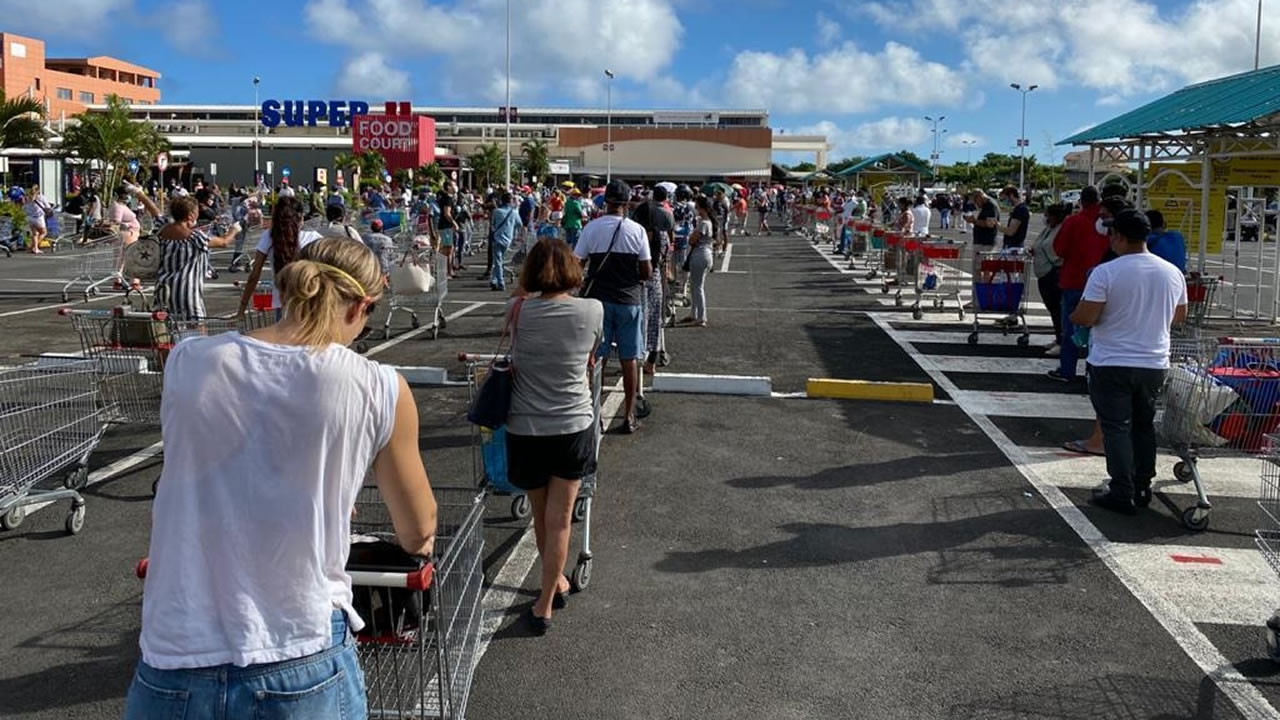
[505,427,597,491]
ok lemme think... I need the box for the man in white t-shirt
[1071,209,1187,514]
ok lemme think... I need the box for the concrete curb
[651,373,773,397]
[393,365,454,386]
[805,378,935,403]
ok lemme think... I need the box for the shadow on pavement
[727,450,1005,490]
[946,673,1245,719]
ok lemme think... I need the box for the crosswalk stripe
[894,329,1054,345]
[949,390,1095,419]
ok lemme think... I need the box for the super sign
[260,100,371,128]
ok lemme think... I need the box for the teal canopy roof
[834,153,930,177]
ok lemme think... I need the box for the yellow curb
[805,378,935,403]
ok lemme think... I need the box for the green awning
[1058,64,1280,145]
[834,153,930,177]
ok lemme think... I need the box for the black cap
[604,179,631,204]
[1103,208,1152,240]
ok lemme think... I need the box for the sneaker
[1046,369,1074,382]
[1044,343,1061,358]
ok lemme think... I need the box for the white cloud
[725,41,966,113]
[336,52,410,98]
[945,131,984,149]
[793,117,931,158]
[151,0,220,52]
[864,0,1280,98]
[0,0,130,37]
[306,0,682,103]
[817,12,841,47]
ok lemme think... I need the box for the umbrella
[656,181,677,195]
[702,182,733,196]
[731,183,745,191]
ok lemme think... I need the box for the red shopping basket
[922,242,962,259]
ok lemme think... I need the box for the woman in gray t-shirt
[506,238,603,634]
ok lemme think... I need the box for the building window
[9,42,26,58]
[34,78,40,90]
[79,91,94,103]
[56,88,71,100]
[123,98,132,104]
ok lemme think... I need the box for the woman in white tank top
[125,237,438,720]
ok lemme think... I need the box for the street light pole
[504,0,511,188]
[1257,0,1265,70]
[605,69,615,183]
[1010,83,1038,193]
[253,77,260,186]
[924,115,946,180]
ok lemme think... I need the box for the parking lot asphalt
[1,219,1278,719]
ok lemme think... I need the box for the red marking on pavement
[1170,554,1223,565]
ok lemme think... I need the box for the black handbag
[466,298,524,428]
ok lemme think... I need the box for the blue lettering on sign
[260,99,373,128]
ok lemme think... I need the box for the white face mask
[1095,218,1108,236]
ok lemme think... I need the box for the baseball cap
[1102,208,1151,240]
[604,179,631,203]
[370,219,383,232]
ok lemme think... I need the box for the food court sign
[260,99,435,172]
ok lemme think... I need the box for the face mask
[1095,218,1108,236]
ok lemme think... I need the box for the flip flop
[1062,439,1104,457]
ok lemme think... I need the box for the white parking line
[363,302,486,356]
[719,243,734,272]
[871,312,1280,719]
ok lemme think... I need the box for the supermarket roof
[1058,64,1280,145]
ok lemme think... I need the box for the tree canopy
[60,94,167,194]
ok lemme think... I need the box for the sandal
[1062,439,1104,456]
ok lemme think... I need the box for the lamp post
[253,77,260,187]
[1010,83,1038,193]
[924,115,946,180]
[504,0,511,188]
[605,69,615,183]
[960,138,977,185]
[1256,0,1265,70]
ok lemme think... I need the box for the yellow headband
[312,262,367,298]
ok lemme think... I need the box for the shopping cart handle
[348,564,435,591]
[458,352,500,363]
[136,558,149,579]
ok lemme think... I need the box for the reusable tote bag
[465,298,524,428]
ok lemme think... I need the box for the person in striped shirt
[142,195,239,320]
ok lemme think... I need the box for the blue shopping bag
[974,282,1025,312]
[481,425,521,494]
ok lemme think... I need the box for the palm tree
[60,94,167,195]
[355,150,386,186]
[521,138,550,185]
[0,90,46,151]
[415,162,444,190]
[469,143,504,187]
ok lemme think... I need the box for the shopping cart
[967,250,1030,346]
[0,360,102,535]
[907,239,965,320]
[458,351,601,589]
[383,237,449,341]
[349,487,485,720]
[1257,435,1280,657]
[1176,273,1221,337]
[813,210,834,246]
[879,232,907,300]
[60,230,126,302]
[862,227,887,277]
[1162,337,1280,531]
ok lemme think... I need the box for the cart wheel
[152,478,160,496]
[87,287,98,298]
[967,332,979,345]
[880,284,889,294]
[430,324,439,340]
[570,558,592,592]
[1173,461,1195,483]
[438,309,448,330]
[894,295,903,307]
[2,504,26,530]
[866,271,877,281]
[1181,505,1210,532]
[1016,334,1030,347]
[65,505,85,535]
[1266,614,1280,661]
[61,292,69,303]
[933,298,943,309]
[572,497,587,523]
[512,495,531,520]
[64,466,89,491]
[354,342,369,355]
[635,395,652,420]
[912,309,923,321]
[957,310,966,321]
[411,316,421,330]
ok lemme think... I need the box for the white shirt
[141,333,399,668]
[1083,252,1188,369]
[910,205,931,236]
[255,228,323,307]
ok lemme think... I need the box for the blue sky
[6,0,1276,165]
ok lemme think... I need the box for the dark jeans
[1037,267,1063,339]
[1087,364,1165,497]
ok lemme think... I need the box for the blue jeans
[124,611,366,720]
[1088,364,1165,497]
[596,301,644,360]
[564,227,581,249]
[1059,289,1084,378]
[491,242,508,288]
